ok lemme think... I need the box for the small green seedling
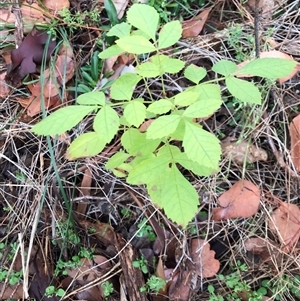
[45,286,65,298]
[132,255,149,274]
[32,4,297,228]
[101,281,114,298]
[137,218,156,241]
[140,275,167,294]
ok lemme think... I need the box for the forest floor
[0,0,300,300]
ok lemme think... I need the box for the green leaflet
[106,151,130,169]
[212,59,237,76]
[235,58,297,78]
[77,91,106,106]
[127,155,170,185]
[147,99,173,114]
[183,121,221,170]
[156,165,199,227]
[116,36,156,54]
[31,106,96,135]
[184,64,207,84]
[107,22,131,38]
[124,99,146,127]
[98,45,124,59]
[158,20,182,49]
[121,128,161,156]
[93,106,120,143]
[111,73,142,101]
[126,3,159,40]
[146,114,181,139]
[66,132,106,160]
[225,76,261,104]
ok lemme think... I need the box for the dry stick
[262,111,299,178]
[254,0,261,58]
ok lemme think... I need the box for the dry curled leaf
[213,180,260,221]
[244,237,272,261]
[269,203,300,251]
[190,239,220,278]
[289,114,300,172]
[182,9,210,38]
[6,27,56,86]
[221,137,268,164]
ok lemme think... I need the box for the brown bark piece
[115,234,148,301]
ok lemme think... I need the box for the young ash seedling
[32,4,297,227]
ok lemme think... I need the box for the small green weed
[208,261,266,301]
[225,24,255,62]
[53,219,80,246]
[261,275,300,300]
[140,275,167,294]
[132,255,149,274]
[137,218,156,242]
[69,51,102,93]
[101,281,114,299]
[32,3,296,227]
[54,255,82,276]
[45,286,65,298]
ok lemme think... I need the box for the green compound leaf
[136,62,160,77]
[77,91,106,106]
[66,132,106,160]
[183,121,221,169]
[184,64,207,84]
[93,106,119,143]
[98,45,124,59]
[111,73,142,100]
[147,99,173,114]
[175,152,217,176]
[127,3,159,40]
[160,165,199,227]
[151,55,184,74]
[124,99,146,127]
[107,22,131,38]
[121,128,161,156]
[225,76,261,104]
[158,20,182,49]
[146,115,181,139]
[212,59,237,76]
[235,58,297,78]
[116,36,156,54]
[106,151,130,169]
[193,83,221,101]
[183,97,221,118]
[173,91,199,107]
[31,106,96,135]
[127,155,170,185]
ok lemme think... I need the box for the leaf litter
[1,0,300,300]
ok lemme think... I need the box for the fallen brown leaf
[213,180,260,220]
[221,137,268,164]
[269,203,300,251]
[168,270,191,301]
[6,27,56,86]
[18,43,74,116]
[289,114,300,172]
[190,239,220,278]
[113,0,129,19]
[244,237,272,261]
[0,72,11,97]
[182,9,210,38]
[42,0,70,12]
